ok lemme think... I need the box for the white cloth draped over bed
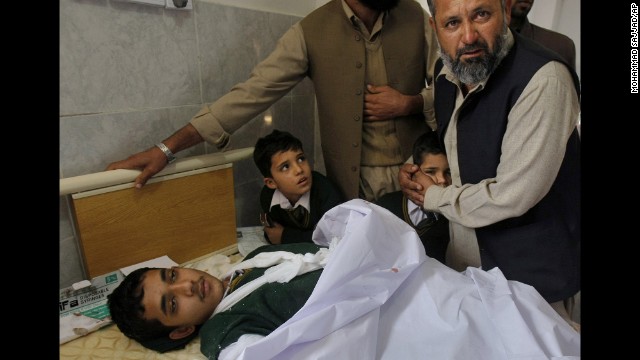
[220,199,580,360]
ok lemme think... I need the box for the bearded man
[399,0,581,331]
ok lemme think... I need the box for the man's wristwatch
[156,142,177,164]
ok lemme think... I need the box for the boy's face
[419,153,451,186]
[265,149,312,203]
[140,267,225,329]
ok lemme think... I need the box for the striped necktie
[288,206,310,227]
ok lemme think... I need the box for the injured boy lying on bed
[108,199,580,360]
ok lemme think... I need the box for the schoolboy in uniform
[108,200,580,359]
[375,130,450,263]
[108,242,325,358]
[253,130,343,244]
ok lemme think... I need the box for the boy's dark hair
[108,267,198,352]
[253,130,304,177]
[108,267,174,341]
[412,130,445,166]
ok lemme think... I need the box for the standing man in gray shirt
[106,0,440,203]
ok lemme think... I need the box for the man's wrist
[156,142,177,164]
[406,94,424,115]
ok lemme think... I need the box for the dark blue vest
[434,32,580,302]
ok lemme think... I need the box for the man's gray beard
[439,27,510,86]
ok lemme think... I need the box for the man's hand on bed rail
[106,146,168,188]
[106,124,204,188]
[399,163,425,206]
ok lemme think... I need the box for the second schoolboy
[375,130,450,263]
[253,130,343,244]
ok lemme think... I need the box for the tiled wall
[59,0,317,288]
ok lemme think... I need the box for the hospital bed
[59,148,581,360]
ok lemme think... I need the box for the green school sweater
[199,243,324,359]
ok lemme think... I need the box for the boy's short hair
[412,130,445,166]
[253,130,304,177]
[108,267,198,352]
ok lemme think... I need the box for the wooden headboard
[60,148,253,279]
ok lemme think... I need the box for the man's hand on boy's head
[413,170,435,195]
[264,222,284,244]
[399,163,424,206]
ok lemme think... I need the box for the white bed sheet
[223,199,580,360]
